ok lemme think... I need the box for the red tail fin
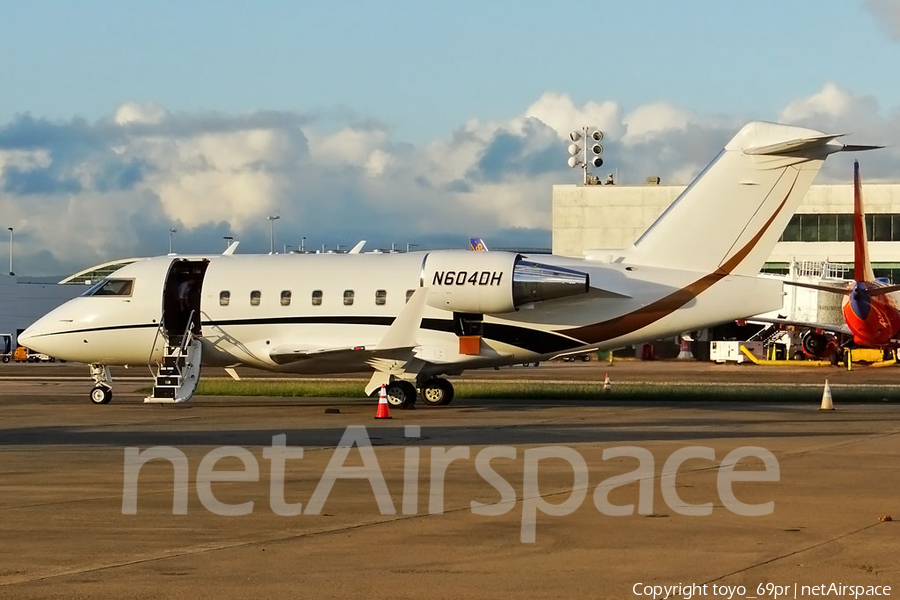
[853,161,875,282]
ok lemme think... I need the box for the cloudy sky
[2,0,900,276]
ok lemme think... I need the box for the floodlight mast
[567,126,604,185]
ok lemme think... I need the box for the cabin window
[280,290,292,306]
[250,290,261,306]
[312,290,323,306]
[406,289,415,303]
[375,289,387,305]
[219,291,230,306]
[343,290,355,306]
[83,278,134,297]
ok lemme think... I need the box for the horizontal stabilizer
[841,144,884,152]
[868,284,900,297]
[785,281,850,295]
[743,134,844,156]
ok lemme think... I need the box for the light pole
[300,236,306,253]
[168,228,177,254]
[7,228,13,276]
[223,235,233,250]
[406,243,418,253]
[267,215,280,254]
[567,127,604,185]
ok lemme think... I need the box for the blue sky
[1,0,900,274]
[3,0,896,142]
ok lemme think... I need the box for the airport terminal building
[553,181,900,280]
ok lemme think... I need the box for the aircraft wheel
[385,381,416,409]
[1,356,9,363]
[420,378,454,406]
[90,386,112,405]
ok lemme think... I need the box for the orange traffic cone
[603,373,611,393]
[375,384,392,419]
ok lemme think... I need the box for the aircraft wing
[270,288,428,366]
[269,344,412,366]
[747,317,852,337]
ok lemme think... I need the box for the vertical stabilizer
[626,122,850,276]
[852,161,875,282]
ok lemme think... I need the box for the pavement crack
[703,522,882,585]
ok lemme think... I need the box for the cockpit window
[82,278,134,297]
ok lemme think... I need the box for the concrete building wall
[552,182,900,265]
[0,275,82,348]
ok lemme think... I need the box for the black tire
[829,349,841,366]
[420,378,454,406]
[1,356,9,363]
[89,386,112,405]
[385,381,416,409]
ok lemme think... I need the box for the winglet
[376,288,426,350]
[349,240,366,254]
[223,241,240,255]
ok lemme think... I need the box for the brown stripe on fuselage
[561,172,798,344]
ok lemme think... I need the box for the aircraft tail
[625,121,878,276]
[852,161,876,282]
[469,238,489,252]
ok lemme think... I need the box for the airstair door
[161,259,209,344]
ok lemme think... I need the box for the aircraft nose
[17,324,40,349]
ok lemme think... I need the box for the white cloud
[778,82,856,122]
[525,92,622,140]
[113,102,168,125]
[3,89,900,275]
[622,101,693,144]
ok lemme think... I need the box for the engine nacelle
[421,251,589,314]
[800,329,837,359]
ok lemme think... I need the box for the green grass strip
[180,379,900,402]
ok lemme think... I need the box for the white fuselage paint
[21,251,782,376]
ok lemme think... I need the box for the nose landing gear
[89,364,113,405]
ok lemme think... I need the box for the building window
[873,214,892,242]
[818,214,837,241]
[280,290,292,306]
[219,291,230,306]
[406,289,415,303]
[250,291,261,306]
[312,290,322,306]
[838,215,854,241]
[375,289,387,305]
[343,290,354,306]
[800,215,818,242]
[782,213,900,243]
[781,215,801,242]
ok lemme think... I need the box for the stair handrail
[179,310,196,355]
[147,312,167,378]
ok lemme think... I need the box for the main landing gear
[419,377,454,406]
[89,363,113,405]
[380,377,456,409]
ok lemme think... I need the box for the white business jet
[20,122,877,407]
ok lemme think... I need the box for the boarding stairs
[144,311,203,404]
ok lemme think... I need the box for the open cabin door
[146,258,209,404]
[161,259,209,344]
